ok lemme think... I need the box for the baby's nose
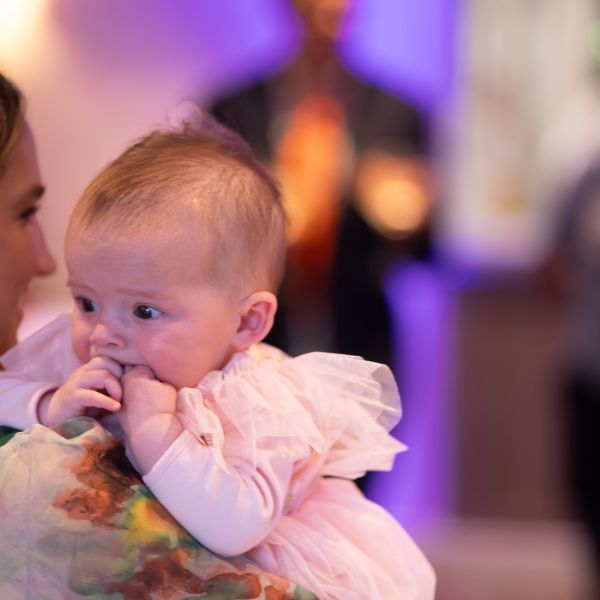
[89,322,125,348]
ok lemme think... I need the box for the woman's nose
[31,220,56,276]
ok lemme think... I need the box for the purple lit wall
[367,263,456,530]
[47,0,300,103]
[339,0,460,111]
[49,0,460,110]
[337,0,460,526]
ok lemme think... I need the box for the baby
[0,115,435,599]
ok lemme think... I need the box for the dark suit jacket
[210,70,430,364]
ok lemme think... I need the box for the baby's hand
[40,356,123,427]
[117,366,177,437]
[118,366,181,474]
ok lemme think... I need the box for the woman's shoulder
[1,314,77,378]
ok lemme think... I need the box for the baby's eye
[133,305,161,320]
[78,297,97,313]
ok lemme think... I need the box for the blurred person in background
[536,15,600,588]
[0,73,56,358]
[545,156,600,589]
[209,0,432,367]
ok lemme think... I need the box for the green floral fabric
[0,418,317,600]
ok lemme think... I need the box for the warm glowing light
[364,178,428,235]
[354,152,430,239]
[274,93,347,267]
[0,0,44,54]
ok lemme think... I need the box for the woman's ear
[232,291,278,349]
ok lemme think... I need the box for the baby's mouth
[88,351,137,374]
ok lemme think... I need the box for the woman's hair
[0,74,25,177]
[68,110,287,295]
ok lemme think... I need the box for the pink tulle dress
[145,344,436,599]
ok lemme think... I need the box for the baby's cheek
[153,360,186,389]
[70,325,91,364]
[139,342,176,384]
[154,358,202,389]
[141,337,206,389]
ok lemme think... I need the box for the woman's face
[0,125,55,355]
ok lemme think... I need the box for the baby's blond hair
[67,112,287,295]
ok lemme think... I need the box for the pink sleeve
[0,378,57,429]
[0,314,77,429]
[143,429,294,557]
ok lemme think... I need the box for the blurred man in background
[209,0,432,367]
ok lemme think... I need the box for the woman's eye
[78,298,97,313]
[134,305,161,320]
[19,205,39,224]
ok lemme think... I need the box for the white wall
[439,0,594,271]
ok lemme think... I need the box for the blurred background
[3,0,600,597]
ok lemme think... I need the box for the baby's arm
[0,314,79,429]
[38,356,123,427]
[0,374,57,429]
[142,417,294,556]
[145,437,294,556]
[118,368,295,556]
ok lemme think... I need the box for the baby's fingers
[101,375,123,403]
[78,389,121,413]
[76,370,123,402]
[86,355,124,380]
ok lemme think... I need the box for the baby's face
[65,227,241,388]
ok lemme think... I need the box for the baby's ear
[232,291,278,349]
